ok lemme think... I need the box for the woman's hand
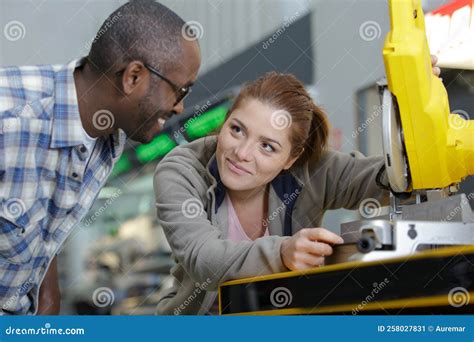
[431,54,441,77]
[280,228,344,271]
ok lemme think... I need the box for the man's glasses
[144,63,192,106]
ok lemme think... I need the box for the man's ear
[121,61,148,96]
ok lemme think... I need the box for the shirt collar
[50,57,87,148]
[50,58,129,153]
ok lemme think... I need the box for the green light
[110,154,133,178]
[185,104,229,140]
[136,133,177,163]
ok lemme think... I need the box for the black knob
[357,234,376,253]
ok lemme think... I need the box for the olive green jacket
[153,136,387,315]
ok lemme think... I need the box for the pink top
[226,194,269,241]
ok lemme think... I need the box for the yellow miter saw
[218,0,474,316]
[339,0,474,263]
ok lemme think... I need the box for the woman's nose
[235,143,253,162]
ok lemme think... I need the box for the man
[0,0,201,315]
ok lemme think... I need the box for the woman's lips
[226,158,252,175]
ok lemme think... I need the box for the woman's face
[216,98,298,193]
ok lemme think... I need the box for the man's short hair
[88,0,196,75]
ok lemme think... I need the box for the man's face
[126,40,201,144]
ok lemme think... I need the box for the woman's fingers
[431,54,441,77]
[299,239,333,256]
[280,228,343,271]
[299,253,325,267]
[302,228,344,245]
[288,254,325,270]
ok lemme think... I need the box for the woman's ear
[283,147,304,170]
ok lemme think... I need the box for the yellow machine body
[383,0,474,189]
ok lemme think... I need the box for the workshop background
[0,0,472,314]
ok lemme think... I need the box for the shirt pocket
[0,199,44,265]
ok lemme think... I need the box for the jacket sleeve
[154,155,288,291]
[309,150,389,211]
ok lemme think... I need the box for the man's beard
[130,93,170,143]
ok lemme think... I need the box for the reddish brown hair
[226,72,329,166]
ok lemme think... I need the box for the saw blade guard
[383,0,474,190]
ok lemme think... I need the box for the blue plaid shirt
[0,58,127,314]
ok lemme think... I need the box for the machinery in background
[425,0,473,70]
[219,0,474,315]
[109,89,238,180]
[339,0,474,263]
[68,214,175,315]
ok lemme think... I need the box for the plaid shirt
[0,58,127,314]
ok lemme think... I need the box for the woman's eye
[262,143,275,153]
[230,125,242,134]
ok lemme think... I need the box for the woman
[153,72,391,315]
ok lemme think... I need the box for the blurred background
[0,0,472,314]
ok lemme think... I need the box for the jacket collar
[207,156,303,216]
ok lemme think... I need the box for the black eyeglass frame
[144,63,192,106]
